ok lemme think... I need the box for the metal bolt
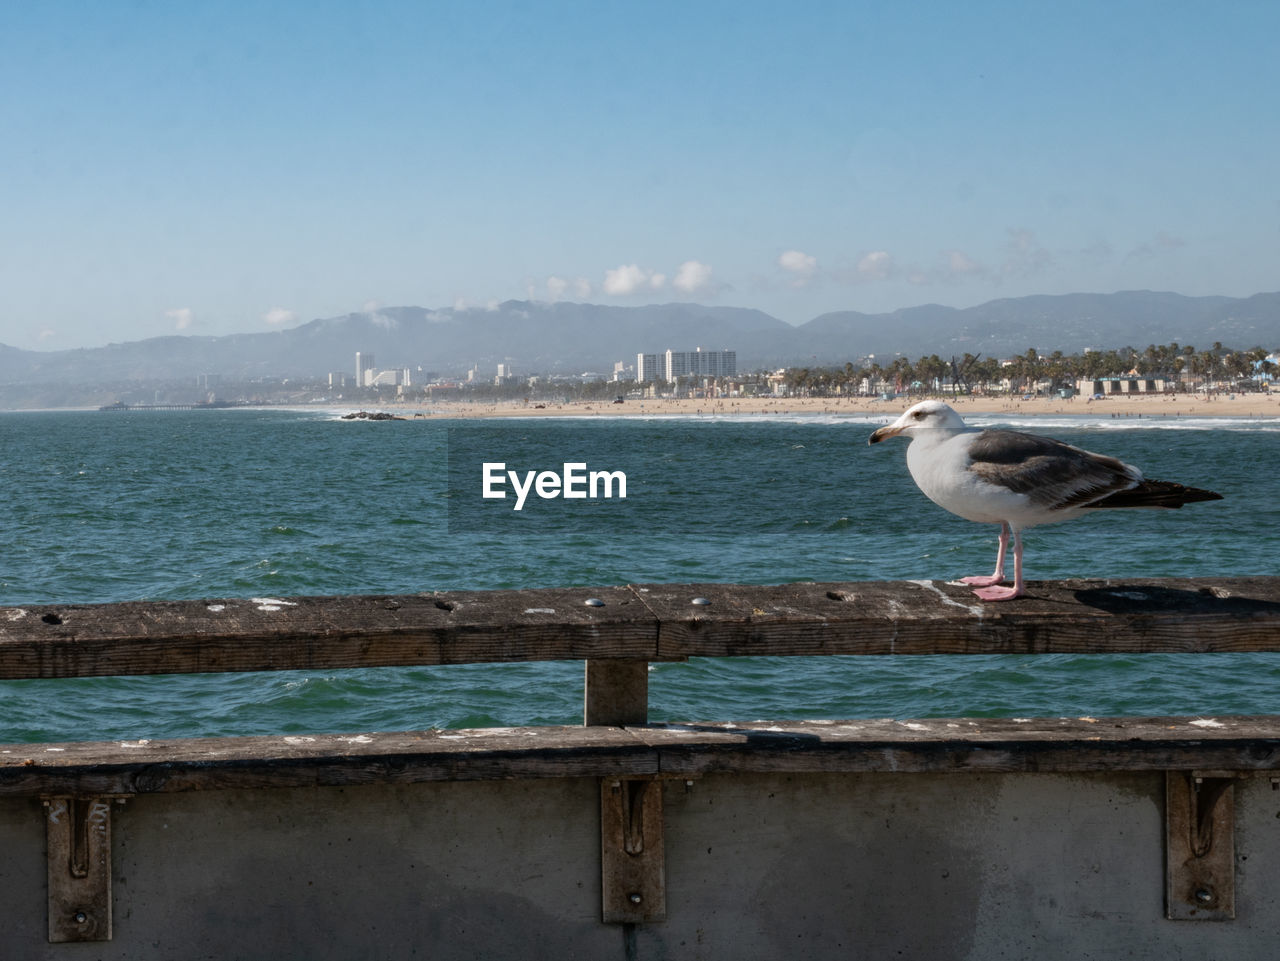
[691,597,711,606]
[584,598,605,607]
[1194,888,1214,904]
[74,912,87,924]
[628,893,643,905]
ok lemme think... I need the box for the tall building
[636,353,663,382]
[635,347,736,382]
[355,352,375,387]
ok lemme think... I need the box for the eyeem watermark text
[482,462,627,511]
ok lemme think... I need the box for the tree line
[781,342,1276,396]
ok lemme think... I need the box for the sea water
[1,407,1277,742]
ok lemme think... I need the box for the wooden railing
[3,574,1280,795]
[7,576,1280,679]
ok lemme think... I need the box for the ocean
[1,407,1277,743]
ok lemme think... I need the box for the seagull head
[868,400,969,445]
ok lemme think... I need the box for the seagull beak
[868,424,904,445]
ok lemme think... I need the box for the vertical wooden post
[46,796,114,942]
[600,778,666,923]
[1166,772,1236,920]
[584,660,648,726]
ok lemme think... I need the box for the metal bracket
[44,796,123,942]
[1165,772,1235,920]
[601,777,666,923]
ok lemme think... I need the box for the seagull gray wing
[965,429,1139,511]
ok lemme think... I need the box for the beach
[397,390,1280,420]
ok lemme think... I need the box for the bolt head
[628,893,643,904]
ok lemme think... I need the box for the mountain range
[3,291,1279,389]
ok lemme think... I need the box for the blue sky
[2,0,1277,350]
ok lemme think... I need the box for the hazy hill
[2,292,1278,391]
[794,291,1280,362]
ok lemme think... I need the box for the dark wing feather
[1083,479,1223,509]
[966,429,1140,511]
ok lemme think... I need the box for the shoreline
[382,392,1280,420]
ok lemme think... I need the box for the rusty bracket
[1165,772,1236,920]
[44,796,125,942]
[601,777,666,923]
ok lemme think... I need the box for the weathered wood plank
[0,586,659,679]
[3,716,1279,796]
[635,716,1280,776]
[2,577,1279,680]
[635,577,1280,658]
[0,727,658,796]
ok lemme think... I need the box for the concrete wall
[3,770,1279,960]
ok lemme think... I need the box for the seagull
[868,400,1223,601]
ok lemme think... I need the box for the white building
[636,348,736,383]
[665,347,736,380]
[636,353,663,383]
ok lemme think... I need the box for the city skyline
[4,2,1278,352]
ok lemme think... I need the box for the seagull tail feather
[1083,479,1223,510]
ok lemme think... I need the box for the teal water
[1,408,1277,742]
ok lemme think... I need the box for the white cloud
[542,275,593,302]
[165,307,194,331]
[856,251,895,281]
[778,250,818,286]
[673,260,716,295]
[945,250,985,278]
[603,264,667,296]
[262,307,296,327]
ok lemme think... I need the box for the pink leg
[960,522,1009,588]
[972,529,1025,601]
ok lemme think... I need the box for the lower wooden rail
[5,716,1280,796]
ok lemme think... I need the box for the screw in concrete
[1194,888,1214,904]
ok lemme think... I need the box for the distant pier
[97,401,238,411]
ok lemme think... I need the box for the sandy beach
[389,391,1280,420]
